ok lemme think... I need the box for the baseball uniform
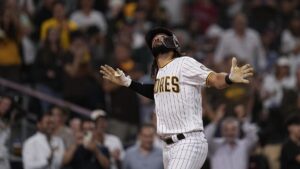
[129,56,212,169]
[154,56,211,169]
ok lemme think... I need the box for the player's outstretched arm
[99,65,154,100]
[207,57,254,89]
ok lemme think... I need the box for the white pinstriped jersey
[154,56,212,135]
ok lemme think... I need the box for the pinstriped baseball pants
[163,131,208,169]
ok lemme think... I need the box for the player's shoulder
[177,56,201,66]
[177,56,197,62]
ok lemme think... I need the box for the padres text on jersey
[154,76,180,93]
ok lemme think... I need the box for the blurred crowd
[1,0,300,169]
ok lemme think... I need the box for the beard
[152,44,173,57]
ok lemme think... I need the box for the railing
[0,77,91,117]
[0,77,94,163]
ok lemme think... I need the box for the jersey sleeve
[181,57,213,87]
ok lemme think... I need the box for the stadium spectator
[280,114,300,169]
[22,112,65,169]
[33,0,55,40]
[0,95,14,169]
[205,24,224,51]
[261,57,295,110]
[91,109,124,169]
[260,28,279,72]
[82,119,95,134]
[51,106,74,149]
[40,1,77,50]
[215,13,266,72]
[113,43,136,74]
[105,0,124,21]
[0,3,22,82]
[69,117,82,134]
[6,0,37,69]
[62,31,101,109]
[122,123,163,169]
[86,25,107,70]
[205,110,258,169]
[281,12,300,75]
[34,27,65,112]
[281,12,300,55]
[63,115,110,169]
[71,0,107,34]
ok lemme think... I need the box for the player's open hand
[229,57,254,84]
[99,65,132,87]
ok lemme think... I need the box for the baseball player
[100,27,254,169]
